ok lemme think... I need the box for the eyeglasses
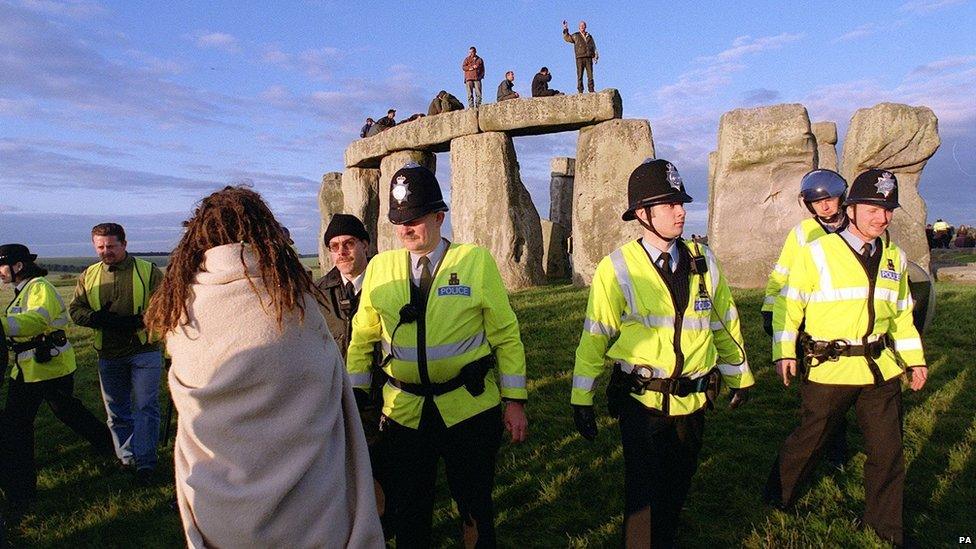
[328,240,360,253]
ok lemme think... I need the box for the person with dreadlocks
[144,187,383,548]
[571,159,753,547]
[765,169,928,547]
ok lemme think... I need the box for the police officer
[347,162,528,548]
[762,169,850,468]
[765,169,928,546]
[0,244,114,521]
[571,159,754,548]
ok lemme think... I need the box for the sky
[1,0,974,256]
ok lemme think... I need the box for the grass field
[1,282,973,547]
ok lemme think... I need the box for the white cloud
[260,44,343,81]
[833,23,877,43]
[192,31,240,53]
[898,0,965,14]
[18,0,103,18]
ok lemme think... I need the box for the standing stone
[708,104,817,288]
[541,220,571,279]
[378,151,436,253]
[550,157,576,230]
[841,103,940,271]
[812,121,838,171]
[318,172,344,274]
[341,167,380,256]
[450,132,545,290]
[573,119,655,285]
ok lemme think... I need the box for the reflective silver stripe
[8,306,22,314]
[17,350,34,362]
[808,287,867,302]
[583,318,618,338]
[897,297,913,311]
[573,375,596,391]
[784,286,808,302]
[34,306,52,321]
[51,317,69,328]
[796,227,808,247]
[702,247,720,292]
[682,316,710,331]
[809,241,833,290]
[616,360,669,379]
[609,249,637,315]
[717,362,749,376]
[5,317,20,337]
[762,295,776,306]
[807,333,883,346]
[348,372,372,387]
[894,338,922,351]
[773,263,789,276]
[385,331,487,362]
[774,330,797,343]
[500,374,526,389]
[874,288,899,304]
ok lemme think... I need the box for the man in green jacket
[562,19,599,93]
[69,223,164,484]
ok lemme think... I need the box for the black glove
[103,314,143,331]
[761,311,773,337]
[90,305,118,329]
[573,405,598,441]
[729,387,750,409]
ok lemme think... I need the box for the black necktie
[344,281,355,299]
[658,253,672,273]
[418,256,433,296]
[861,243,872,259]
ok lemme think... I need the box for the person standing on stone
[562,19,598,93]
[762,169,851,468]
[69,223,165,484]
[0,244,115,522]
[461,46,485,108]
[360,117,375,138]
[764,169,928,547]
[531,67,563,97]
[571,159,753,547]
[496,70,519,102]
[347,162,529,547]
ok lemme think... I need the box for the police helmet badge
[392,175,411,204]
[875,172,896,198]
[666,163,683,190]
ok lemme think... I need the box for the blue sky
[1,0,974,255]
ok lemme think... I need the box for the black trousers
[619,398,705,548]
[575,57,595,92]
[0,373,114,507]
[384,401,503,548]
[766,378,905,544]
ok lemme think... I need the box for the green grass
[1,283,973,547]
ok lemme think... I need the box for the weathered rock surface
[841,103,940,271]
[378,151,436,252]
[317,172,344,273]
[573,119,655,285]
[479,89,622,136]
[936,263,976,284]
[707,151,717,230]
[341,167,380,256]
[541,220,571,279]
[450,132,545,290]
[550,157,575,231]
[345,109,479,169]
[708,104,817,288]
[812,121,838,171]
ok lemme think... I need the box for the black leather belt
[387,354,494,397]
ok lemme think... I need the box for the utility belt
[387,354,495,398]
[800,333,891,368]
[607,362,721,417]
[8,330,68,364]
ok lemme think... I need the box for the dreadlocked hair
[145,186,324,335]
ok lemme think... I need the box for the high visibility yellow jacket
[4,276,76,382]
[932,220,949,232]
[763,218,831,313]
[572,240,754,415]
[772,234,926,385]
[347,242,527,429]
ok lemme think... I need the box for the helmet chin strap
[637,206,680,243]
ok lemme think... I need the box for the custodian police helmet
[388,162,449,225]
[622,159,693,221]
[845,168,900,210]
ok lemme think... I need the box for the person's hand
[90,306,118,328]
[562,20,568,29]
[907,366,928,391]
[572,405,597,441]
[729,387,750,409]
[504,401,527,443]
[776,359,797,386]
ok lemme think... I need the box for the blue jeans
[97,350,163,470]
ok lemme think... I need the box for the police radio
[687,237,746,367]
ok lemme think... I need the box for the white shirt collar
[840,228,876,256]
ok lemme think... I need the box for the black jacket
[532,72,559,97]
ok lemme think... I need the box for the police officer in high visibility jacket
[765,169,928,547]
[762,169,850,468]
[0,244,114,519]
[347,162,529,548]
[572,159,754,548]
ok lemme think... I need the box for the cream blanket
[166,244,382,548]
